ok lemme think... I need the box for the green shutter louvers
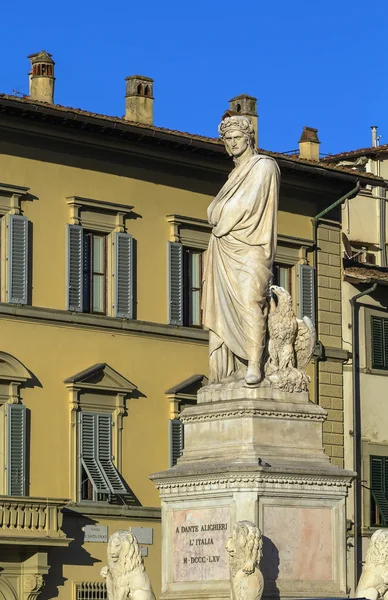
[6,403,27,496]
[67,224,84,312]
[169,418,184,467]
[113,232,134,319]
[168,242,183,325]
[8,215,28,304]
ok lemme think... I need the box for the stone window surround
[361,439,388,531]
[165,374,207,419]
[364,306,388,376]
[0,182,30,216]
[64,363,136,502]
[67,196,134,233]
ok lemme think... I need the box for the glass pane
[93,274,104,312]
[190,290,201,326]
[279,267,290,291]
[93,236,104,274]
[190,252,201,288]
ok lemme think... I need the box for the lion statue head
[107,530,144,575]
[226,520,263,576]
[365,530,388,567]
[356,530,388,600]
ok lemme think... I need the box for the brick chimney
[125,75,154,124]
[28,51,55,104]
[299,126,320,161]
[224,94,259,147]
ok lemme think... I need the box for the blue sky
[1,0,385,155]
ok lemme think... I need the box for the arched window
[137,83,143,95]
[236,103,241,113]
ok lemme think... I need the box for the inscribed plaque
[173,506,230,582]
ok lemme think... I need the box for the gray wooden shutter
[6,403,27,496]
[97,414,126,494]
[7,215,28,304]
[79,412,109,494]
[67,224,83,312]
[113,232,133,318]
[371,456,388,524]
[298,264,315,322]
[168,242,183,325]
[169,419,184,467]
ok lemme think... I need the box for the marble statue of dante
[202,115,280,385]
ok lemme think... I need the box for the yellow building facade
[0,53,382,600]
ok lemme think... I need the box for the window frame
[83,230,107,315]
[183,247,204,328]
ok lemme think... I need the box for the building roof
[344,261,388,285]
[323,144,388,162]
[0,93,384,185]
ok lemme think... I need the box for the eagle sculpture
[265,285,316,391]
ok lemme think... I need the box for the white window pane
[191,290,201,326]
[93,275,104,312]
[279,267,290,291]
[190,253,201,288]
[93,236,104,273]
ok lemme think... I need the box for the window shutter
[67,225,83,312]
[371,456,388,524]
[168,242,183,325]
[113,232,133,319]
[96,414,126,494]
[372,317,385,369]
[298,264,315,323]
[6,403,27,496]
[169,419,184,467]
[7,215,28,304]
[79,412,109,494]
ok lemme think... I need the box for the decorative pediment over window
[0,181,30,215]
[166,214,211,249]
[165,374,208,418]
[0,352,32,404]
[64,363,136,394]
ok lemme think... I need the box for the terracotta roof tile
[323,144,388,162]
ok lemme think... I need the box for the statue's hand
[242,559,255,575]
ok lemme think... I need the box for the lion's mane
[108,530,144,579]
[365,530,388,567]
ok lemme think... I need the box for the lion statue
[356,529,388,600]
[101,530,155,600]
[226,520,264,600]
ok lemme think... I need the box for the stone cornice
[153,472,353,496]
[0,303,208,343]
[181,408,326,423]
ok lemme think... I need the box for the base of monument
[150,387,354,600]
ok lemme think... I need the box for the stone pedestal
[150,383,354,600]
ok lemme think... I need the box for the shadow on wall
[261,535,280,600]
[39,511,101,600]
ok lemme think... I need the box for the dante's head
[218,116,256,158]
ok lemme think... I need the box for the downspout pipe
[350,283,377,592]
[311,181,362,405]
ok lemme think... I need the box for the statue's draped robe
[202,154,280,382]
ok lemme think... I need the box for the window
[168,243,204,327]
[183,248,203,327]
[370,455,388,526]
[67,225,133,318]
[166,374,207,467]
[83,232,106,314]
[273,262,292,294]
[79,412,126,502]
[371,316,388,371]
[75,582,107,600]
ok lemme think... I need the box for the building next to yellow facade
[0,51,382,600]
